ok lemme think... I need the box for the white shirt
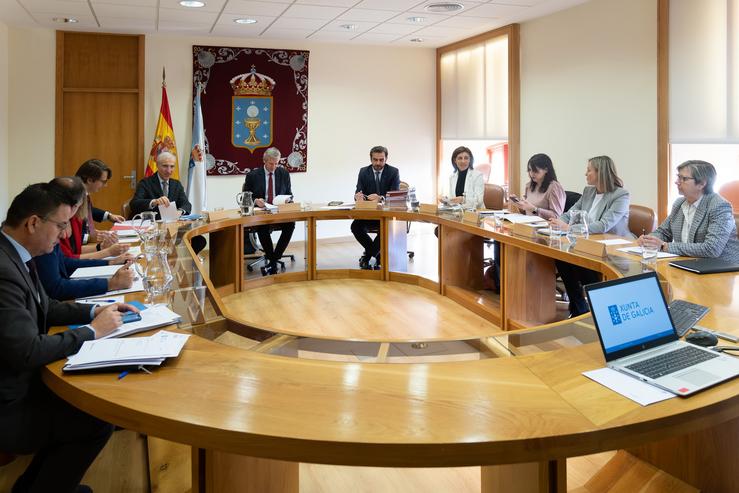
[587,193,604,222]
[680,195,703,243]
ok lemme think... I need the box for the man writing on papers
[243,147,295,275]
[0,183,138,493]
[130,151,192,219]
[351,145,400,270]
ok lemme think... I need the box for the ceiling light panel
[337,9,398,23]
[458,3,527,18]
[161,0,225,12]
[282,4,347,20]
[223,0,289,16]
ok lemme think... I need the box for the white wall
[145,35,436,238]
[0,21,8,214]
[6,27,56,199]
[520,0,658,211]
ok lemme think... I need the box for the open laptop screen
[585,272,678,361]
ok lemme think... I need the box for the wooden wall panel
[55,32,144,219]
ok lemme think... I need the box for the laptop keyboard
[669,299,710,337]
[625,345,719,379]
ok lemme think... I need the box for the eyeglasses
[42,217,70,232]
[676,175,696,183]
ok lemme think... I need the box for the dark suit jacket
[35,245,109,301]
[355,164,400,197]
[0,233,93,406]
[243,166,292,201]
[130,173,192,217]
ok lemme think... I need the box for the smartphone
[122,311,142,324]
[509,196,520,203]
[328,201,344,206]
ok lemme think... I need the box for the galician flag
[187,83,207,213]
[145,68,179,178]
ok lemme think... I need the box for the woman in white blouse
[440,146,485,209]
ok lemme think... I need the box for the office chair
[483,183,505,210]
[121,199,132,220]
[244,229,296,275]
[564,190,582,213]
[556,191,582,304]
[719,180,739,213]
[628,204,657,237]
[399,181,414,260]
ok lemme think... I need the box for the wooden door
[55,32,144,220]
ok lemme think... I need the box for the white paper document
[99,305,182,339]
[158,202,180,222]
[69,265,124,279]
[502,213,547,224]
[112,228,140,238]
[118,236,140,244]
[583,368,675,406]
[617,246,679,258]
[273,195,292,205]
[103,277,145,296]
[596,238,633,246]
[320,204,354,210]
[64,330,190,371]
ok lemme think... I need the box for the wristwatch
[533,207,538,215]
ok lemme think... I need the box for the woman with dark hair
[509,153,565,219]
[440,146,485,209]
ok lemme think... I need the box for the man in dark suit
[0,183,137,493]
[351,145,401,269]
[243,147,295,275]
[130,151,192,218]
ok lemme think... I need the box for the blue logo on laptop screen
[608,304,623,325]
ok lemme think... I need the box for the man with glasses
[638,160,739,261]
[0,182,138,493]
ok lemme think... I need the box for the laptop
[584,272,739,396]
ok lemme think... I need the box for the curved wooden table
[44,209,739,493]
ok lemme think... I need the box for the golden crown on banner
[229,66,276,96]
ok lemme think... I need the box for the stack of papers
[502,213,548,225]
[100,304,181,339]
[617,246,679,258]
[63,330,189,372]
[70,265,124,279]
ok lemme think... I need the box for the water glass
[641,244,659,264]
[566,210,589,246]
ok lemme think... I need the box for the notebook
[668,258,739,274]
[584,272,739,396]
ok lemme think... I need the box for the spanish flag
[145,71,179,178]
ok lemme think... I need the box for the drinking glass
[641,244,659,264]
[566,210,589,246]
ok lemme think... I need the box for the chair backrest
[719,181,739,213]
[475,163,491,183]
[628,204,657,237]
[734,214,739,240]
[484,183,505,210]
[564,191,582,212]
[122,199,132,220]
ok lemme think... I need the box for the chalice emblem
[243,105,261,145]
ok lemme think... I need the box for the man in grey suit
[639,160,739,262]
[0,183,136,493]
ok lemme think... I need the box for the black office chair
[556,190,583,303]
[564,191,582,213]
[241,183,295,275]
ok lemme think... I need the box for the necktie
[162,181,169,198]
[26,259,41,303]
[374,171,381,195]
[86,198,96,238]
[267,172,274,204]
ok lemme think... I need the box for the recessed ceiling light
[53,16,78,23]
[407,16,426,23]
[340,24,357,30]
[179,0,205,7]
[410,38,424,43]
[424,2,464,13]
[234,18,258,24]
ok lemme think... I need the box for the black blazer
[243,166,292,201]
[355,164,400,197]
[0,233,93,405]
[130,173,192,217]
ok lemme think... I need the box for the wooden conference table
[43,208,739,493]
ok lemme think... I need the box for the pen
[78,299,116,303]
[118,371,128,380]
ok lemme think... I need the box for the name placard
[207,208,241,222]
[418,203,438,214]
[572,237,607,257]
[277,202,302,213]
[511,222,541,237]
[355,200,380,210]
[462,211,480,223]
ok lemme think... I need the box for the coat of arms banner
[193,45,309,175]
